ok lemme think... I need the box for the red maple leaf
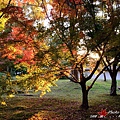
[98,109,108,118]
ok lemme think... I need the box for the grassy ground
[0,79,120,120]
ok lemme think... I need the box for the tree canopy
[0,0,119,109]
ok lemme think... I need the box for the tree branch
[87,61,114,91]
[61,71,80,83]
[0,0,12,18]
[86,45,105,81]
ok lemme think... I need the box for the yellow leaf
[0,15,8,31]
[1,101,7,106]
[8,94,15,98]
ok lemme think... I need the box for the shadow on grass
[0,95,120,120]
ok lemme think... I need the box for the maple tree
[41,0,120,109]
[0,0,59,102]
[86,0,120,96]
[102,8,120,96]
[40,0,101,109]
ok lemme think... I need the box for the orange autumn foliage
[50,0,85,19]
[12,0,36,7]
[1,5,37,65]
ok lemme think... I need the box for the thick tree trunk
[80,82,89,109]
[110,77,117,96]
[110,64,117,96]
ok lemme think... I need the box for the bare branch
[87,61,114,91]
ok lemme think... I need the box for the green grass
[0,79,120,120]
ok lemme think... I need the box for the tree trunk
[110,76,117,96]
[110,64,117,96]
[80,82,89,109]
[103,72,106,81]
